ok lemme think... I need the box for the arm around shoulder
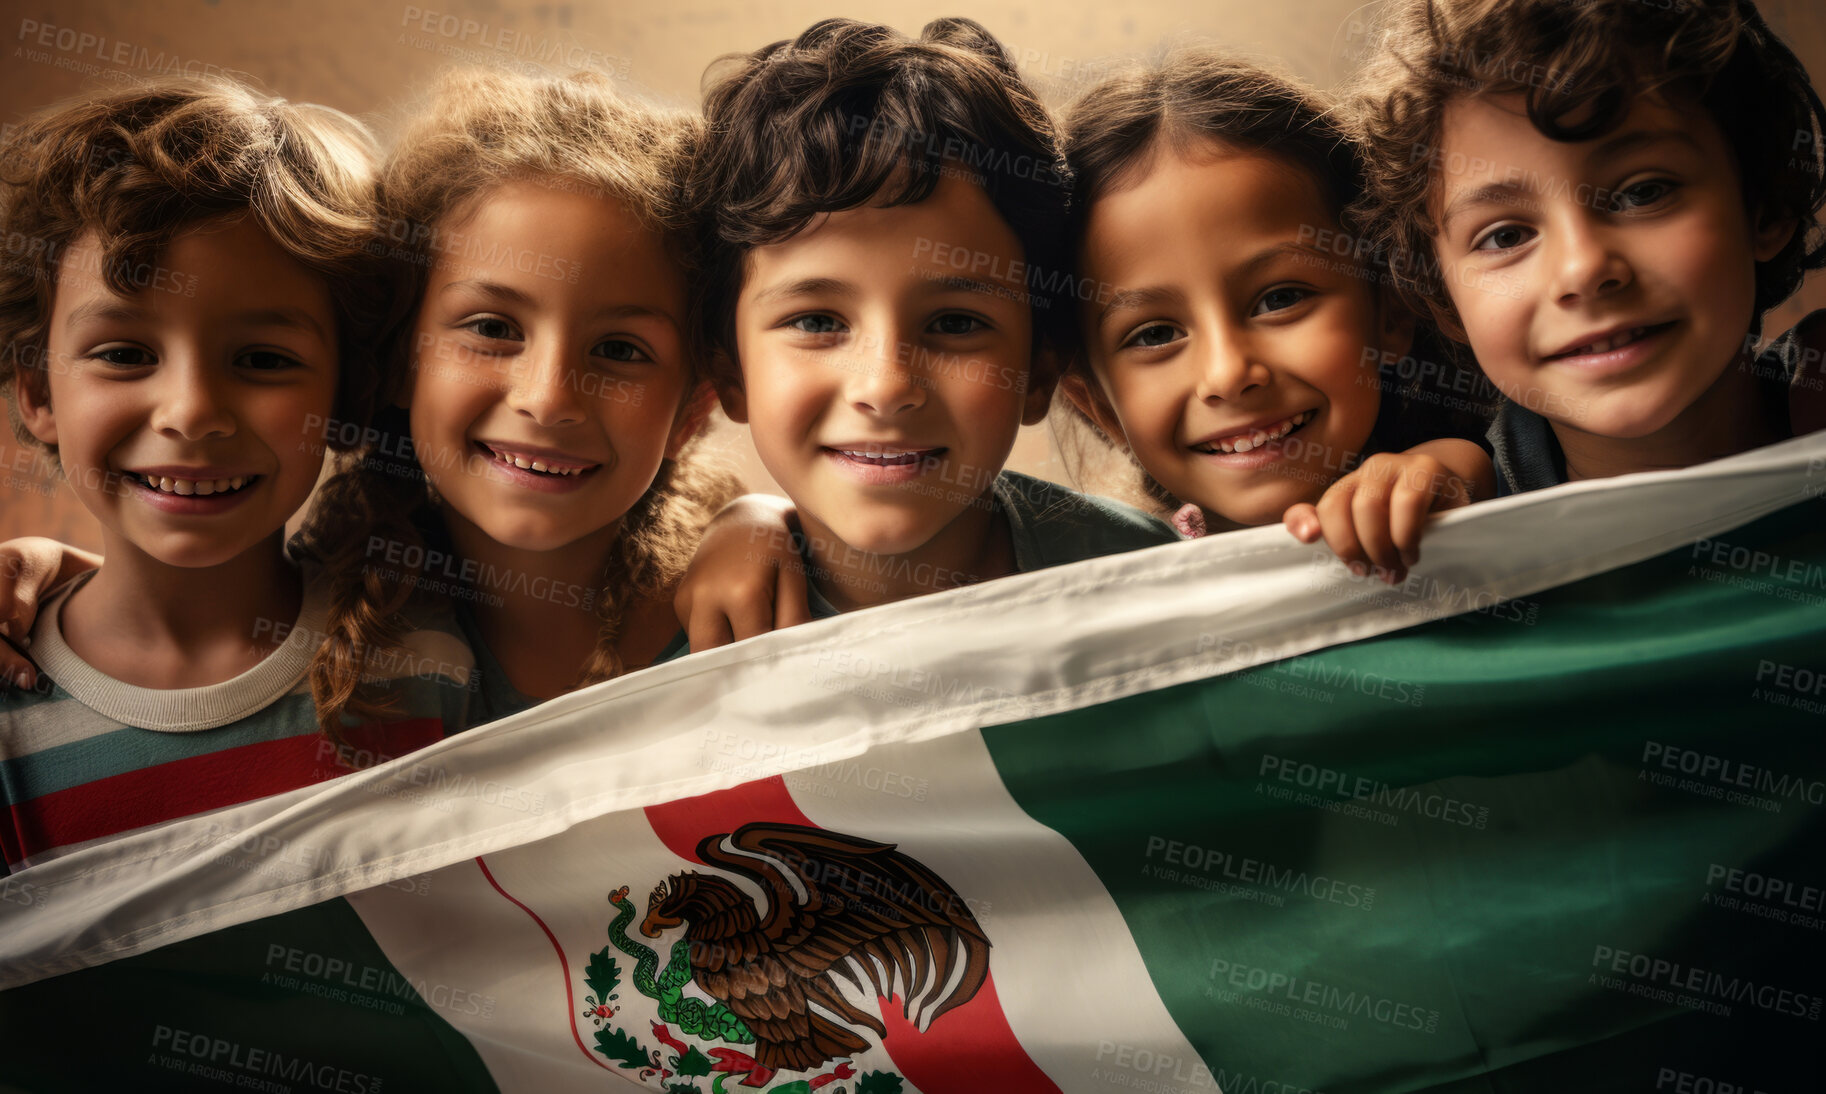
[0,538,102,691]
[674,493,812,652]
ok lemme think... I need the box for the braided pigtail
[294,408,433,748]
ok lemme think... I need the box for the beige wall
[5,0,1824,549]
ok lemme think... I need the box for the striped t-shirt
[0,570,476,871]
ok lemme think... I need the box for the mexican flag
[2,434,1824,1094]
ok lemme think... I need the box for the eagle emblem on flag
[588,822,990,1090]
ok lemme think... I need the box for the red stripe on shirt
[6,719,443,867]
[647,777,1060,1093]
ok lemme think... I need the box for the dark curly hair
[1350,0,1826,335]
[688,16,1074,380]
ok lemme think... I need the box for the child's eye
[236,350,302,371]
[1252,288,1312,316]
[929,314,986,336]
[92,346,153,368]
[592,338,649,363]
[1609,179,1677,212]
[1472,224,1535,252]
[787,314,845,335]
[461,316,521,342]
[1122,323,1182,350]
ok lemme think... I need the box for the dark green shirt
[657,471,1177,660]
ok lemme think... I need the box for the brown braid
[297,67,730,747]
[291,409,431,747]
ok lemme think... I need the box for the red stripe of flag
[475,856,621,1075]
[647,776,1061,1094]
[6,719,443,866]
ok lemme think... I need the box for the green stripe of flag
[0,897,501,1093]
[987,500,1826,1092]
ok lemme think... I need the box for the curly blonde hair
[295,69,737,740]
[0,77,393,454]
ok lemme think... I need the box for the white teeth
[492,448,583,476]
[1567,328,1645,357]
[1199,411,1311,455]
[137,474,253,496]
[839,449,920,463]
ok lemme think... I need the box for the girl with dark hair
[1058,49,1495,581]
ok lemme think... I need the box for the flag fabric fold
[2,432,1824,1093]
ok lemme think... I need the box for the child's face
[725,171,1051,558]
[408,182,695,554]
[21,217,339,568]
[1079,146,1405,526]
[1431,91,1791,440]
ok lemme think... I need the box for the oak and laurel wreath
[582,890,908,1094]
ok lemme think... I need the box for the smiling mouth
[477,442,598,478]
[1191,411,1315,455]
[1546,322,1675,360]
[826,447,945,466]
[127,472,259,497]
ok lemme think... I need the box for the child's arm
[1283,439,1494,586]
[674,494,814,652]
[0,537,102,688]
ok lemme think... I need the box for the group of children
[1,0,1823,878]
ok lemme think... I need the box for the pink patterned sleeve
[1170,503,1207,540]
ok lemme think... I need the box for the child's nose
[1550,220,1633,304]
[844,327,926,416]
[1193,331,1269,402]
[152,359,235,440]
[505,344,586,427]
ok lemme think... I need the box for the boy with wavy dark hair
[1351,0,1826,494]
[680,18,1173,628]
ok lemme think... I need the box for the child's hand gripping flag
[3,433,1825,1093]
